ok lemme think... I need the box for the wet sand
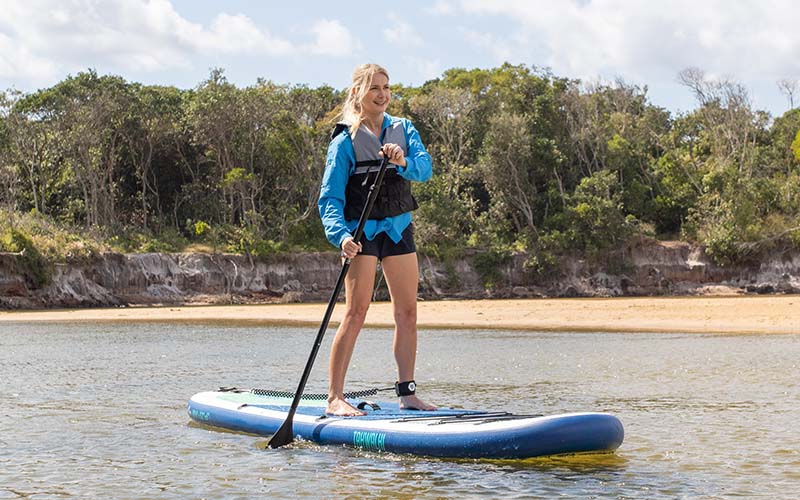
[1,295,798,333]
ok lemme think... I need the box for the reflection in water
[478,452,630,472]
[1,322,799,498]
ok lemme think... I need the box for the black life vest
[334,121,419,221]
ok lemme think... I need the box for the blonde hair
[341,63,389,140]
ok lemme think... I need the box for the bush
[222,225,285,259]
[109,229,188,253]
[194,220,210,237]
[524,235,564,280]
[0,228,50,287]
[0,209,106,261]
[285,217,330,251]
[549,170,638,259]
[414,175,474,257]
[471,248,511,288]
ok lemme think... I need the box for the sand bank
[1,296,798,334]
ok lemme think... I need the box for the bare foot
[399,395,437,411]
[326,397,366,416]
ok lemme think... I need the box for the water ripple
[2,323,799,498]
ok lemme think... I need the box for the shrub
[0,228,50,287]
[472,248,511,288]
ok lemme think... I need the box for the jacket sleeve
[398,119,432,182]
[318,135,355,249]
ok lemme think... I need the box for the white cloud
[0,0,295,84]
[426,1,456,15]
[0,33,60,81]
[305,19,362,56]
[383,13,424,48]
[402,56,443,83]
[460,29,513,64]
[452,0,800,81]
[197,13,294,55]
[1,0,796,115]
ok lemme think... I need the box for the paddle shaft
[268,154,392,448]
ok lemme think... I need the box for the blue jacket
[318,113,432,249]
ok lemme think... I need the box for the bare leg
[326,254,378,416]
[381,253,437,411]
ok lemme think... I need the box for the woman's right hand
[341,236,362,259]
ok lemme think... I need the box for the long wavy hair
[340,63,389,140]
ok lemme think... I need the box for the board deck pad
[188,389,624,459]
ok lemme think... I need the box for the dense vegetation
[1,65,799,275]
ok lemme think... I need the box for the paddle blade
[267,417,294,449]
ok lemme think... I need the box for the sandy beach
[1,295,798,334]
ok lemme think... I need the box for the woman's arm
[318,135,356,248]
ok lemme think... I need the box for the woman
[318,63,436,416]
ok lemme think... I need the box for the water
[2,322,799,498]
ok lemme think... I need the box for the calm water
[2,321,799,499]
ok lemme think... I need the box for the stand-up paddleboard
[188,388,624,459]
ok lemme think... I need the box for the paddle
[268,152,392,449]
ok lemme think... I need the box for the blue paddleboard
[188,389,624,459]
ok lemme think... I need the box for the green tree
[185,69,248,227]
[121,84,185,232]
[268,83,341,244]
[479,111,542,239]
[0,92,21,222]
[18,70,133,229]
[675,69,789,262]
[2,89,63,216]
[436,64,569,249]
[563,169,635,254]
[561,80,671,233]
[408,86,479,252]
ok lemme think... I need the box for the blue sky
[2,0,799,116]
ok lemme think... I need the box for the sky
[1,0,799,117]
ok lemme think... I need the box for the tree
[122,84,185,231]
[561,79,671,230]
[410,86,477,194]
[478,111,542,238]
[408,86,479,250]
[18,71,133,229]
[3,63,800,263]
[271,84,341,243]
[675,68,790,261]
[2,89,63,216]
[563,169,635,254]
[185,69,246,227]
[0,91,21,223]
[434,64,569,248]
[677,68,769,178]
[777,79,799,110]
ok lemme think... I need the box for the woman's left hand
[381,144,406,167]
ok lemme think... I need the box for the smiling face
[359,71,390,117]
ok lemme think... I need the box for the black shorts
[358,225,416,261]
